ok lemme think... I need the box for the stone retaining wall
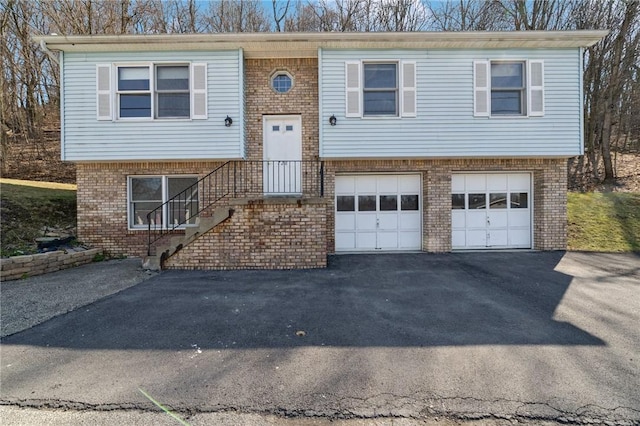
[0,248,102,281]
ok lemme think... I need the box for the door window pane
[468,193,486,209]
[510,192,528,208]
[337,196,355,212]
[358,195,376,211]
[452,194,465,209]
[401,195,419,211]
[379,195,397,211]
[489,193,507,209]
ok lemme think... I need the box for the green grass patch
[1,182,77,257]
[568,192,640,252]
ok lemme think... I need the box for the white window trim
[345,60,417,119]
[474,59,545,119]
[110,62,198,122]
[127,174,199,231]
[362,61,400,118]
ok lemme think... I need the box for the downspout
[39,39,59,65]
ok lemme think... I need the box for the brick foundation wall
[324,158,568,253]
[164,198,327,270]
[76,162,225,258]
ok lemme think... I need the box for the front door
[263,115,302,195]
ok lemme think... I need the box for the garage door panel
[335,213,355,231]
[508,174,530,191]
[451,174,466,192]
[466,175,486,191]
[488,210,508,226]
[378,231,398,249]
[356,176,377,192]
[467,230,487,247]
[509,229,531,247]
[400,212,421,230]
[335,233,356,250]
[399,175,421,192]
[452,210,465,228]
[335,176,355,194]
[467,211,487,228]
[400,231,421,249]
[357,214,377,231]
[509,210,530,227]
[487,174,508,191]
[377,176,398,192]
[452,230,466,248]
[378,213,398,230]
[488,230,508,246]
[357,232,377,249]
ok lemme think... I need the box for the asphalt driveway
[1,252,639,424]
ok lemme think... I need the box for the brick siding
[164,198,327,270]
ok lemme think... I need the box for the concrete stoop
[142,207,232,271]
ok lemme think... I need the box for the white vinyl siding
[321,48,581,158]
[63,51,242,161]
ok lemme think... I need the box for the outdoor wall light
[224,115,233,127]
[329,114,337,126]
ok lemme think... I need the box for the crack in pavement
[2,396,638,425]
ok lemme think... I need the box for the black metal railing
[147,160,324,255]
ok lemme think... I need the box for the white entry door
[451,173,532,249]
[263,115,302,195]
[335,174,422,251]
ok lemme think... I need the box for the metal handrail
[147,160,324,255]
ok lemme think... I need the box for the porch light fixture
[224,115,233,127]
[329,115,337,126]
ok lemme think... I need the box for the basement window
[128,175,198,229]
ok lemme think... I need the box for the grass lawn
[1,179,77,257]
[568,192,640,252]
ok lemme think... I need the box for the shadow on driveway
[0,252,604,349]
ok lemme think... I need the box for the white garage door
[335,175,422,251]
[452,173,532,249]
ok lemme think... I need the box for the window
[345,60,416,118]
[98,62,207,121]
[491,62,525,115]
[271,72,293,93]
[473,60,544,118]
[363,63,398,116]
[129,176,198,229]
[156,66,190,118]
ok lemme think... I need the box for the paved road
[1,252,639,425]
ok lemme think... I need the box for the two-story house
[35,31,606,270]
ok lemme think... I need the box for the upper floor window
[97,62,207,121]
[345,60,416,119]
[363,63,398,116]
[271,71,293,93]
[490,62,525,116]
[474,60,544,118]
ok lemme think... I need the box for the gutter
[39,39,60,65]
